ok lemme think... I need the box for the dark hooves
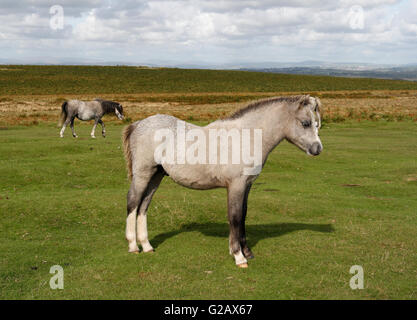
[244,251,254,259]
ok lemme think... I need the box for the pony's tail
[58,101,68,127]
[122,123,136,180]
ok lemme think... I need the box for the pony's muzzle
[308,142,322,156]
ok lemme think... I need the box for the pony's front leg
[98,119,106,138]
[227,181,249,268]
[91,119,98,138]
[240,184,254,259]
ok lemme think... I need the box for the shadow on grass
[151,222,334,249]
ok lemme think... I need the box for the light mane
[226,95,310,120]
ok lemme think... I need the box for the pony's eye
[301,120,311,128]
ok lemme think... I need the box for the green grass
[2,65,417,95]
[0,121,416,299]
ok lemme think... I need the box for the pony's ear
[314,97,322,112]
[297,95,311,109]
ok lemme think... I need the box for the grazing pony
[122,95,323,268]
[59,99,124,138]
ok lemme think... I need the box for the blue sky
[0,0,416,66]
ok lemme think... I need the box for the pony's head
[115,103,124,120]
[285,95,323,156]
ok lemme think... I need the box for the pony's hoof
[143,248,155,253]
[245,252,255,260]
[91,136,96,139]
[128,244,139,253]
[237,263,248,268]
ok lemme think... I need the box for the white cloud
[0,0,416,64]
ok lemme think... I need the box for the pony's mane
[226,95,309,120]
[95,99,120,113]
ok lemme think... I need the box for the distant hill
[2,58,417,81]
[1,65,417,95]
[240,66,417,81]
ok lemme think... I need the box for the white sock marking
[137,214,153,252]
[234,250,248,265]
[126,210,138,252]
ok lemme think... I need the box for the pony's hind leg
[126,168,157,253]
[70,117,77,138]
[60,118,70,138]
[136,168,165,252]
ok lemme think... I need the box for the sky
[0,0,416,66]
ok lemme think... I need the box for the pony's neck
[103,105,114,115]
[237,103,289,156]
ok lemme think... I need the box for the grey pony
[122,95,323,268]
[59,99,124,138]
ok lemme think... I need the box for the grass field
[0,65,416,299]
[0,121,416,299]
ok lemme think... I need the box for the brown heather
[0,90,416,126]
